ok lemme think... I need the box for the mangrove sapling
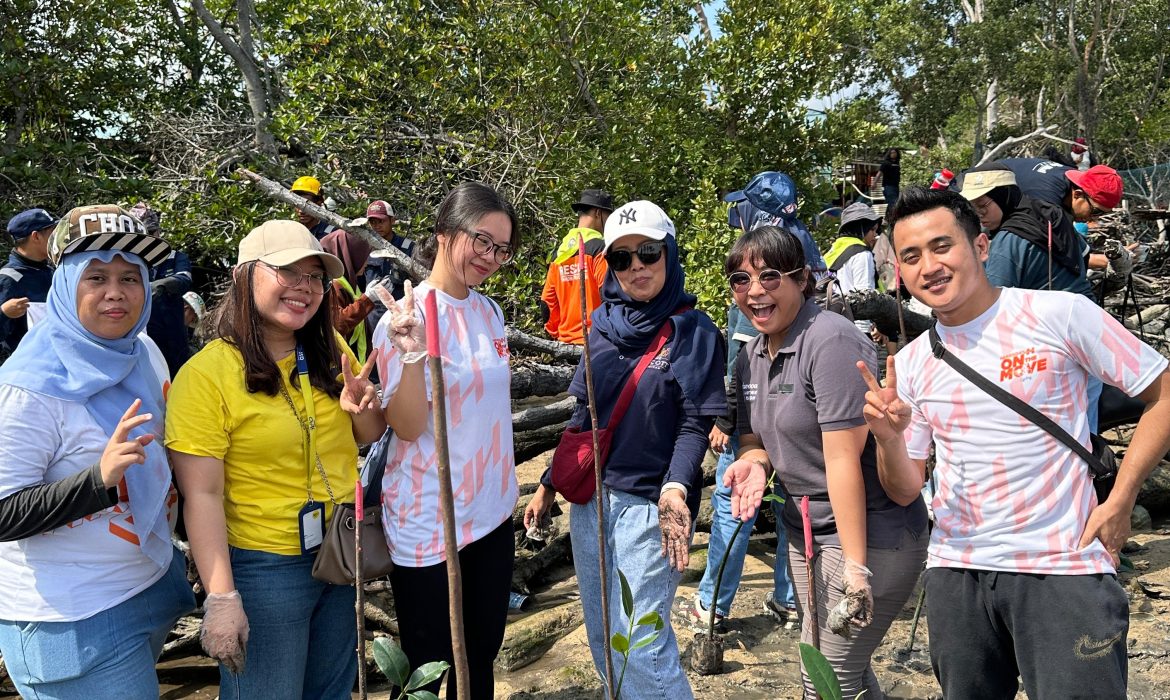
[690,515,741,674]
[609,569,665,700]
[371,637,450,700]
[799,642,866,700]
[690,481,785,674]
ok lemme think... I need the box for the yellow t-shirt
[165,338,359,555]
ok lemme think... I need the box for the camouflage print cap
[49,204,172,268]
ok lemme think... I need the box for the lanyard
[280,344,337,504]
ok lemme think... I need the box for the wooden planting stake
[355,479,367,700]
[578,233,617,700]
[426,292,471,700]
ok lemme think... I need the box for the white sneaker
[764,591,798,629]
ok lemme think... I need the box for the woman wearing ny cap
[525,200,726,699]
[166,220,386,698]
[370,182,521,699]
[0,204,194,699]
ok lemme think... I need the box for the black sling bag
[928,326,1118,502]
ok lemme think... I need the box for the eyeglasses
[605,241,666,272]
[259,261,329,294]
[468,231,515,265]
[1089,201,1110,218]
[727,268,803,293]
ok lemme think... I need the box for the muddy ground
[5,451,1169,700]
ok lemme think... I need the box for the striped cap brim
[61,232,172,268]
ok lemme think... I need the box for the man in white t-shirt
[858,186,1170,699]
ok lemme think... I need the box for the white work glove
[374,279,426,363]
[827,558,873,639]
[201,590,249,674]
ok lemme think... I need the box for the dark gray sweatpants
[924,567,1129,700]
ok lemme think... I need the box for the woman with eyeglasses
[525,200,726,699]
[166,220,385,699]
[370,182,520,699]
[721,226,927,699]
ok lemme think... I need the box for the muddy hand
[201,590,249,674]
[659,490,691,572]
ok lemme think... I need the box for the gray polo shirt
[736,298,927,549]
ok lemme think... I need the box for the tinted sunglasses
[605,241,666,272]
[727,267,802,293]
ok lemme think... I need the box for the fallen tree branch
[511,364,576,397]
[977,124,1060,165]
[847,289,935,339]
[513,396,575,432]
[507,327,582,362]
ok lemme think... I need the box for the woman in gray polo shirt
[722,226,928,699]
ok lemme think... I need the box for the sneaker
[688,593,724,630]
[764,591,799,630]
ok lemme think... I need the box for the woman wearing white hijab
[0,205,194,699]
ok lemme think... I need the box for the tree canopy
[2,0,1167,328]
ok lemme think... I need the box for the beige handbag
[311,502,394,585]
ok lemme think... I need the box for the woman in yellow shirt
[166,220,385,699]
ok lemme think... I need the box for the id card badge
[298,501,326,553]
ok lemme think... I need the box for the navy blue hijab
[588,235,724,410]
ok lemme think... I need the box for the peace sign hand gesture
[858,356,911,444]
[100,399,156,488]
[340,349,380,415]
[372,279,426,361]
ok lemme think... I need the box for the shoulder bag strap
[928,325,1108,478]
[605,306,691,429]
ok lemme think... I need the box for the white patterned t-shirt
[897,288,1167,575]
[373,283,517,567]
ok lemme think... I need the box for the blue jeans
[697,438,795,617]
[570,489,694,700]
[1087,375,1103,433]
[0,547,194,700]
[223,546,357,700]
[883,185,900,210]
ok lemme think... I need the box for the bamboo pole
[425,291,471,700]
[576,234,617,699]
[355,479,368,700]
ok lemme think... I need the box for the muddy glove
[201,590,249,674]
[827,558,873,639]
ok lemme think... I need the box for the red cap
[1071,137,1087,155]
[1065,166,1123,210]
[366,200,394,219]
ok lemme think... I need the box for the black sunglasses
[605,241,666,272]
[727,268,802,293]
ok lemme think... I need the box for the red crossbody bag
[549,318,676,504]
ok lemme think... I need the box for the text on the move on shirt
[1000,347,1049,381]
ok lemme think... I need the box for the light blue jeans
[697,437,796,617]
[0,547,194,700]
[570,489,694,700]
[1087,375,1103,433]
[222,546,357,700]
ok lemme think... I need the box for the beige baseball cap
[959,169,1017,201]
[237,220,344,279]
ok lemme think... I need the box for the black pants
[390,519,514,700]
[925,567,1129,700]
